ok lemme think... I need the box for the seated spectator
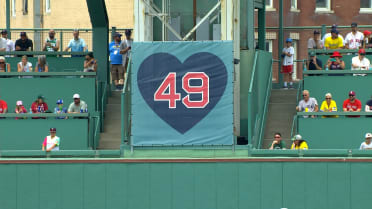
[324,29,344,49]
[307,51,322,76]
[83,52,97,72]
[365,95,372,114]
[269,132,286,149]
[42,29,60,53]
[0,97,8,113]
[320,93,338,118]
[327,51,345,76]
[42,128,60,152]
[15,32,33,57]
[308,30,323,49]
[17,55,32,72]
[35,55,48,72]
[0,35,6,51]
[360,133,372,150]
[0,56,11,72]
[343,91,361,117]
[290,134,308,150]
[351,49,370,76]
[64,29,87,57]
[68,94,88,113]
[362,30,372,49]
[344,22,364,49]
[31,95,48,113]
[1,30,15,53]
[15,100,27,120]
[296,90,318,118]
[54,99,67,119]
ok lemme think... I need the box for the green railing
[248,148,372,157]
[0,150,121,158]
[121,57,132,145]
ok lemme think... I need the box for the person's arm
[269,141,277,150]
[83,60,89,68]
[93,60,97,72]
[314,59,322,70]
[306,60,310,71]
[17,63,22,72]
[46,143,57,152]
[351,57,359,68]
[365,105,371,112]
[314,104,319,112]
[67,103,73,113]
[42,41,48,51]
[343,101,348,112]
[319,101,325,112]
[53,40,60,51]
[340,60,345,69]
[64,40,72,52]
[64,46,70,52]
[6,63,10,72]
[327,59,332,68]
[44,65,49,72]
[29,63,32,72]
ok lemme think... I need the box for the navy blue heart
[137,52,228,134]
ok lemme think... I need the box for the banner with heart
[131,41,233,146]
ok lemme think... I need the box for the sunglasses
[274,136,281,138]
[303,94,308,96]
[360,53,366,56]
[326,98,331,99]
[349,95,355,97]
[0,62,4,64]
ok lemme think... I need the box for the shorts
[110,64,124,81]
[282,65,293,74]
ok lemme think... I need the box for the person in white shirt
[360,133,372,150]
[351,49,370,76]
[0,36,6,51]
[42,128,60,152]
[1,30,15,53]
[281,38,295,89]
[322,24,344,45]
[344,22,364,49]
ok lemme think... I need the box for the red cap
[330,51,342,58]
[50,128,57,132]
[349,91,356,96]
[364,30,371,36]
[359,49,366,54]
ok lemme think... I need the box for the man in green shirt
[269,132,286,149]
[43,29,60,53]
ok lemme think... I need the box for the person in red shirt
[343,91,361,117]
[31,95,48,119]
[0,99,8,113]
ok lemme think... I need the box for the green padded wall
[3,57,85,72]
[298,117,372,149]
[0,119,88,150]
[0,77,96,111]
[0,160,372,209]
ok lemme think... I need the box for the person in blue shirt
[64,29,87,57]
[109,33,124,91]
[54,99,67,119]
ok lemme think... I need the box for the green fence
[121,57,132,145]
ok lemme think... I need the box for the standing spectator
[362,30,372,49]
[64,29,87,57]
[307,51,322,75]
[1,30,15,53]
[344,22,364,49]
[83,52,97,72]
[365,95,372,113]
[31,95,48,113]
[290,134,308,150]
[15,32,33,56]
[320,93,338,118]
[324,29,344,49]
[269,132,286,150]
[360,133,372,150]
[322,24,344,44]
[296,90,318,118]
[308,30,323,49]
[0,56,11,72]
[351,49,370,76]
[0,97,8,113]
[120,29,133,72]
[43,29,60,53]
[54,99,67,119]
[281,38,294,89]
[35,55,48,72]
[343,91,361,117]
[42,128,60,152]
[110,33,124,90]
[327,51,345,76]
[68,94,88,113]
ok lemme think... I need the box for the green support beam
[278,0,284,86]
[6,0,10,39]
[257,6,265,50]
[86,0,109,83]
[247,0,254,49]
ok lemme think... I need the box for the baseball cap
[1,29,7,34]
[359,49,366,55]
[331,24,338,29]
[351,22,358,27]
[114,32,122,37]
[313,30,320,34]
[349,91,356,96]
[364,30,372,36]
[20,32,27,36]
[37,95,44,100]
[291,134,302,141]
[16,100,23,106]
[309,51,316,57]
[56,99,63,104]
[50,128,57,132]
[73,93,80,99]
[286,38,292,43]
[331,29,339,34]
[365,133,372,139]
[0,56,5,61]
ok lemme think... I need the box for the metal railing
[121,57,132,145]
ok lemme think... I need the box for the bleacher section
[4,57,85,72]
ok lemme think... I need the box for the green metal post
[257,5,266,50]
[6,0,11,39]
[278,0,283,86]
[111,26,116,42]
[60,31,63,52]
[247,0,254,49]
[321,24,326,37]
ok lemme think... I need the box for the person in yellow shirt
[324,29,344,49]
[290,134,309,150]
[320,93,338,118]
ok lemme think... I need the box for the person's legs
[110,64,120,88]
[118,65,125,90]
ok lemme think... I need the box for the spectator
[322,24,345,44]
[1,30,15,53]
[351,49,370,76]
[362,30,372,49]
[343,91,361,117]
[120,29,133,72]
[17,55,33,78]
[0,33,6,51]
[43,29,60,53]
[42,128,60,152]
[54,99,67,119]
[290,134,308,150]
[344,22,364,49]
[15,100,27,120]
[15,32,33,56]
[68,94,88,113]
[307,51,322,75]
[0,97,8,113]
[296,90,318,118]
[0,56,11,72]
[327,51,345,71]
[320,93,338,118]
[269,132,286,149]
[281,38,294,89]
[324,29,344,49]
[83,52,97,72]
[35,55,48,72]
[365,95,372,113]
[110,33,124,90]
[308,30,323,49]
[360,133,372,150]
[64,29,87,57]
[31,95,48,113]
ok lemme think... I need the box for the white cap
[365,133,372,139]
[73,93,80,99]
[291,134,302,141]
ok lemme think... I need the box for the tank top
[0,63,8,72]
[45,38,57,52]
[330,61,342,70]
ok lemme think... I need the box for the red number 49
[154,72,209,109]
